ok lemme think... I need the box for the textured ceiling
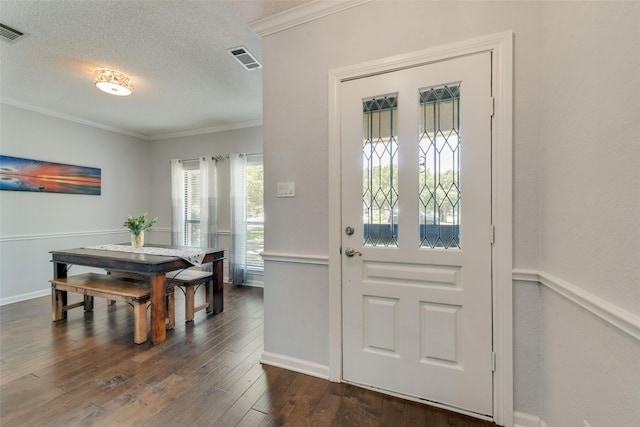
[0,0,309,139]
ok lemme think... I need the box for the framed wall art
[0,155,101,195]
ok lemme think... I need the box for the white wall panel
[513,280,542,417]
[540,288,640,426]
[262,260,329,366]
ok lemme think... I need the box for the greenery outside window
[246,154,264,269]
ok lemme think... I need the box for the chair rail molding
[512,269,640,341]
[0,228,128,242]
[261,252,329,266]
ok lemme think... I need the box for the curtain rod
[173,152,261,163]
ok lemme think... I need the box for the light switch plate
[277,182,295,198]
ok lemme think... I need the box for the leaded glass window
[363,95,398,247]
[418,84,461,249]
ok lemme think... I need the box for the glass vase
[131,231,144,248]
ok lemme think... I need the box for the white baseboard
[260,351,330,380]
[0,288,50,306]
[514,411,548,427]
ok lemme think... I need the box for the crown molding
[250,0,374,37]
[1,98,148,140]
[2,100,262,141]
[148,119,263,141]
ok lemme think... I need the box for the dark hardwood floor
[0,283,496,426]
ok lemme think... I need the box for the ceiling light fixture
[93,69,133,96]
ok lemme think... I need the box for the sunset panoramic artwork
[0,155,101,195]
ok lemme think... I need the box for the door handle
[344,248,362,257]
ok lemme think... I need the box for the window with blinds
[177,156,263,270]
[183,161,201,246]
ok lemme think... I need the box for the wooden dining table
[50,244,225,344]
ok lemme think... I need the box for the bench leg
[84,295,94,312]
[133,302,147,344]
[52,287,65,321]
[185,285,195,322]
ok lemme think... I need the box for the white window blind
[183,161,201,246]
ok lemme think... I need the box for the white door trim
[327,31,514,426]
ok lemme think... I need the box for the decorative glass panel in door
[419,84,461,248]
[362,94,398,247]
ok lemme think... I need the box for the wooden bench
[166,269,215,322]
[50,272,174,344]
[108,268,219,323]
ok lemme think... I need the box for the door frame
[327,31,514,425]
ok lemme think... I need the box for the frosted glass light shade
[93,69,133,96]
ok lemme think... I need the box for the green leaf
[123,212,158,234]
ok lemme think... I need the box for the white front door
[341,52,493,416]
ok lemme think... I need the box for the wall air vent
[227,46,262,71]
[0,22,27,43]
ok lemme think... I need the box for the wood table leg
[53,262,68,320]
[149,274,166,345]
[210,259,223,315]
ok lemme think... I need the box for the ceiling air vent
[0,22,27,43]
[228,46,262,71]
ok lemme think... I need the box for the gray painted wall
[538,2,640,426]
[260,1,639,426]
[0,106,263,302]
[0,104,150,302]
